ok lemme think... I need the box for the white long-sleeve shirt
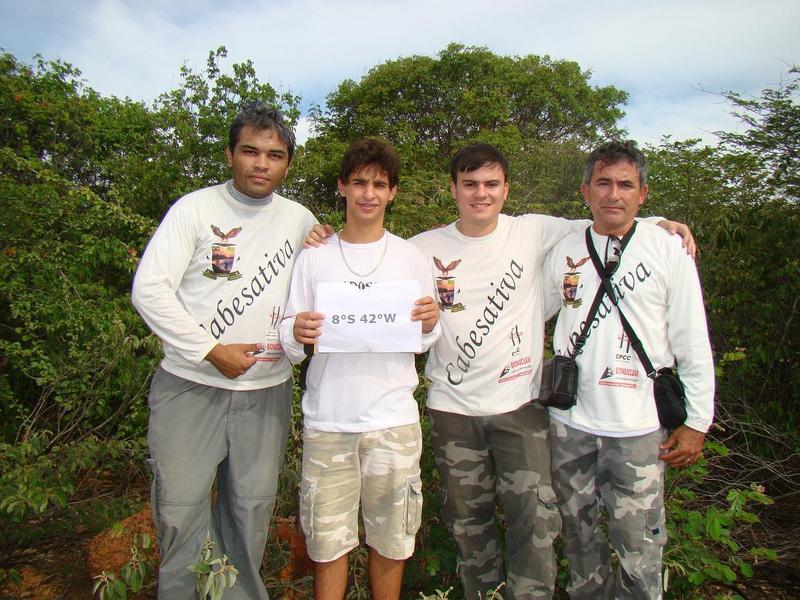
[543,223,715,434]
[410,214,592,416]
[131,183,317,390]
[280,232,441,432]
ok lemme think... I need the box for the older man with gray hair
[543,140,714,599]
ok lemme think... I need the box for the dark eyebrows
[237,144,287,156]
[594,175,634,185]
[349,174,390,186]
[461,177,501,185]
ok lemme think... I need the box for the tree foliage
[646,68,800,429]
[717,67,800,202]
[293,43,626,212]
[0,47,797,598]
[144,46,301,220]
[319,43,625,162]
[0,47,299,512]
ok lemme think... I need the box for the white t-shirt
[543,223,715,435]
[131,183,318,390]
[280,232,441,432]
[410,214,590,416]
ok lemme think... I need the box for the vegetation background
[0,44,797,599]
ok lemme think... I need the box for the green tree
[294,43,626,216]
[717,67,800,202]
[318,43,626,165]
[0,52,156,197]
[645,69,800,429]
[0,149,157,444]
[142,46,301,219]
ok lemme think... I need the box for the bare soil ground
[1,473,797,599]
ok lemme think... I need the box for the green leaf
[203,572,214,597]
[688,571,706,585]
[111,577,127,599]
[427,555,441,576]
[706,508,723,540]
[130,568,142,592]
[737,511,759,524]
[720,564,737,582]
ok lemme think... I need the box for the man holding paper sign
[279,138,440,600]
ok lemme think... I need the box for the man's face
[582,159,649,236]
[225,125,290,198]
[451,162,509,236]
[338,165,397,228]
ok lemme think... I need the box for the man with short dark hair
[410,142,584,599]
[132,104,317,600]
[543,140,714,599]
[280,138,440,600]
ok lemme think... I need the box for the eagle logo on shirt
[566,256,590,270]
[203,224,243,280]
[211,225,243,242]
[562,256,589,308]
[433,257,465,312]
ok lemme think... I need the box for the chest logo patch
[561,255,590,308]
[433,257,466,312]
[204,225,243,280]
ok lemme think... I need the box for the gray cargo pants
[429,403,561,600]
[146,367,291,600]
[549,420,667,600]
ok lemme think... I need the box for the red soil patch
[85,505,159,577]
[274,515,312,598]
[0,565,60,600]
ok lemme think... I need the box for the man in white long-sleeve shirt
[543,140,715,599]
[131,104,317,600]
[280,138,440,600]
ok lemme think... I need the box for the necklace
[337,229,389,278]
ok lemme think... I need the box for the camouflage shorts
[550,420,667,600]
[299,423,423,562]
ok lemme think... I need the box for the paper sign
[315,281,422,353]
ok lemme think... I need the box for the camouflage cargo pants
[549,420,667,600]
[428,403,561,600]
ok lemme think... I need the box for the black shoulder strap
[567,226,632,358]
[585,224,657,378]
[569,282,609,358]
